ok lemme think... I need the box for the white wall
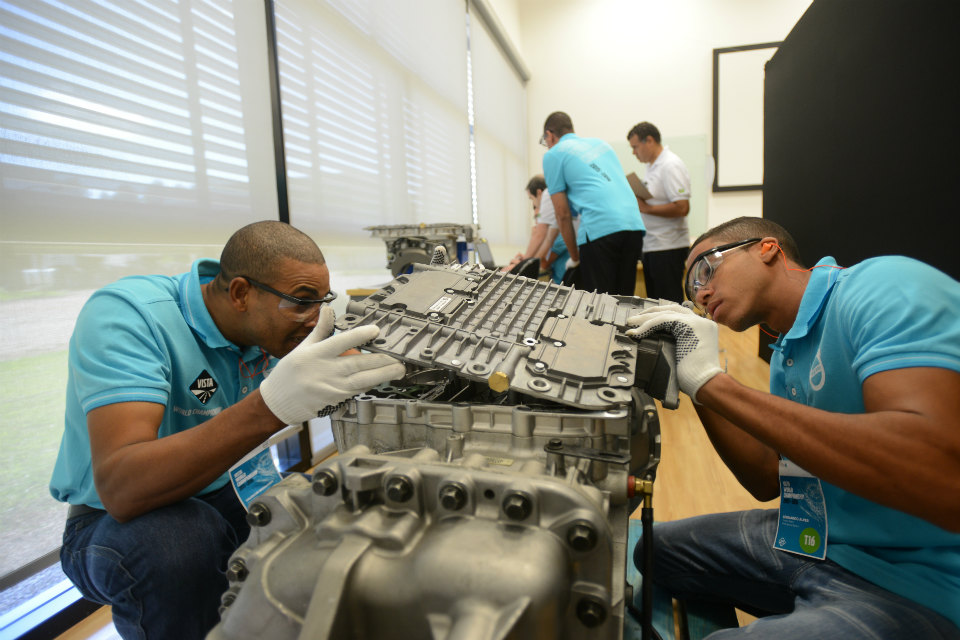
[511,0,812,233]
[486,0,523,59]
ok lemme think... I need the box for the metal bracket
[543,439,631,466]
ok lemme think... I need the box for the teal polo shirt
[769,255,960,627]
[543,133,644,245]
[50,259,269,509]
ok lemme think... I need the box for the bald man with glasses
[51,220,405,639]
[625,216,960,638]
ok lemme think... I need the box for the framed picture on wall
[712,42,781,191]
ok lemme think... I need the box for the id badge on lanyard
[774,457,828,560]
[229,441,283,510]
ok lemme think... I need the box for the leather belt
[67,503,106,519]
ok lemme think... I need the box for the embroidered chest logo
[190,369,218,404]
[809,349,825,391]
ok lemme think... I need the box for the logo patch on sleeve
[190,369,218,404]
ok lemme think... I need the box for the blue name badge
[229,443,283,511]
[774,457,828,560]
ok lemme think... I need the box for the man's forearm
[93,392,285,521]
[550,192,579,262]
[536,227,561,265]
[524,223,548,258]
[697,370,960,531]
[637,199,689,218]
[693,402,780,500]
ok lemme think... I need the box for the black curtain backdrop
[764,0,960,279]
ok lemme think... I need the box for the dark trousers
[579,229,644,295]
[642,246,688,303]
[60,484,250,640]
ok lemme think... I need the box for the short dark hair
[526,175,546,196]
[691,216,804,266]
[627,121,661,144]
[543,111,574,137]
[219,221,325,283]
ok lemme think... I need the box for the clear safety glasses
[242,276,337,322]
[685,238,761,311]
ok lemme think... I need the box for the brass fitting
[488,371,510,393]
[627,475,655,508]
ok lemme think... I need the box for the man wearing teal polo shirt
[50,221,405,640]
[626,217,960,638]
[541,111,645,295]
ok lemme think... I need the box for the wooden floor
[57,325,774,639]
[55,608,118,640]
[648,324,776,522]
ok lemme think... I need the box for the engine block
[367,223,479,276]
[209,265,670,640]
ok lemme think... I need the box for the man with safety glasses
[627,216,960,638]
[50,220,405,639]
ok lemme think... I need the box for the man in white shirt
[627,122,691,302]
[503,176,555,274]
[504,175,579,282]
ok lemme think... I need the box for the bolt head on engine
[385,476,414,502]
[312,469,339,496]
[439,483,467,510]
[245,502,271,527]
[502,491,532,521]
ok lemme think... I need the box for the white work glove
[430,245,448,266]
[565,257,580,270]
[625,303,723,403]
[260,306,406,424]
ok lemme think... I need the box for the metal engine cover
[209,264,670,640]
[335,263,679,410]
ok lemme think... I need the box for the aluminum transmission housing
[367,223,479,276]
[209,264,674,640]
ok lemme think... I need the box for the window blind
[0,0,276,246]
[273,0,472,274]
[0,0,275,608]
[468,5,527,250]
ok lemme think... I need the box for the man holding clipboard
[627,121,692,302]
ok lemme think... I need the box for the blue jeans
[639,509,960,639]
[60,484,250,640]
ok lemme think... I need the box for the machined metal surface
[367,223,479,276]
[335,263,679,410]
[209,261,672,640]
[210,384,661,640]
